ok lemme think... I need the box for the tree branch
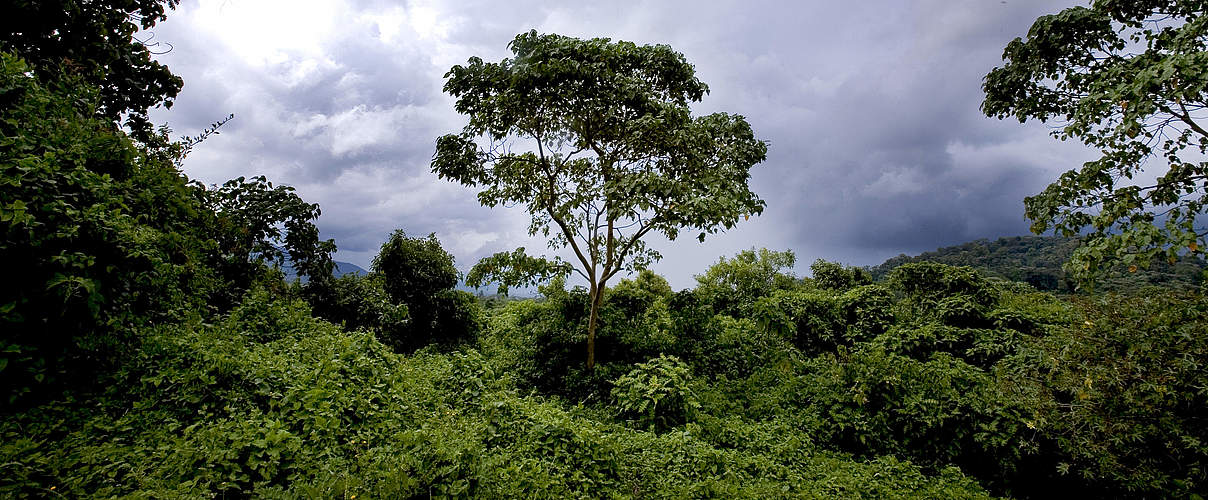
[532,131,595,283]
[1158,102,1208,139]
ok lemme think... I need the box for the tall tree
[983,0,1208,282]
[432,31,767,369]
[1,0,184,141]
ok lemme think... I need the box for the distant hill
[333,261,367,277]
[868,236,1206,292]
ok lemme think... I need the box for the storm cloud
[147,0,1097,288]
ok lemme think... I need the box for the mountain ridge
[867,235,1206,292]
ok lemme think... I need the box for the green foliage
[838,284,895,342]
[611,355,700,432]
[872,324,1024,370]
[602,270,677,356]
[694,248,799,316]
[476,284,585,396]
[1,0,184,140]
[983,1,1208,283]
[466,247,572,295]
[0,52,216,405]
[369,230,481,352]
[374,230,457,304]
[9,7,1208,495]
[477,281,629,399]
[0,286,996,498]
[227,285,320,343]
[201,174,336,307]
[810,258,872,291]
[303,272,409,336]
[868,235,1206,292]
[791,349,1033,482]
[478,270,694,397]
[1001,292,1208,497]
[693,315,795,379]
[432,30,768,369]
[889,262,999,313]
[752,288,844,353]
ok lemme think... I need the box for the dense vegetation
[983,0,1208,281]
[869,236,1206,292]
[3,1,1208,498]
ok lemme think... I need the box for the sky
[145,0,1099,290]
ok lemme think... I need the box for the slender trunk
[586,280,606,371]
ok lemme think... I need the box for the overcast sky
[146,0,1097,289]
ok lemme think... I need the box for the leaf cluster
[983,0,1208,282]
[1,0,185,140]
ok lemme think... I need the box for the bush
[889,262,999,312]
[694,315,795,379]
[693,248,799,316]
[368,230,481,351]
[752,288,843,353]
[838,284,894,342]
[810,259,872,291]
[1,273,1002,499]
[478,272,690,400]
[602,270,677,357]
[303,272,409,336]
[0,53,218,406]
[612,355,700,432]
[373,230,458,305]
[227,285,318,343]
[871,324,1023,370]
[788,348,1032,483]
[1002,292,1208,498]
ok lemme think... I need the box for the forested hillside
[868,236,1207,292]
[3,1,1208,498]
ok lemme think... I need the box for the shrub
[934,293,989,328]
[227,285,317,343]
[693,248,799,316]
[889,262,999,311]
[695,315,795,379]
[602,270,677,357]
[1002,292,1208,498]
[0,53,218,406]
[1,281,1000,499]
[368,230,481,351]
[810,259,872,291]
[790,348,1032,483]
[612,355,700,432]
[871,324,1023,370]
[838,284,894,342]
[303,272,409,336]
[373,230,458,305]
[752,288,843,353]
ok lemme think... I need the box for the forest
[2,0,1208,498]
[867,235,1207,293]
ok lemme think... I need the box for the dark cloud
[148,0,1093,288]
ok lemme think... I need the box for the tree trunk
[586,281,606,371]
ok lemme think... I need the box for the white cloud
[864,167,929,197]
[292,104,422,156]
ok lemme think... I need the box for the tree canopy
[432,31,767,369]
[982,0,1208,282]
[369,231,480,351]
[1,0,184,141]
